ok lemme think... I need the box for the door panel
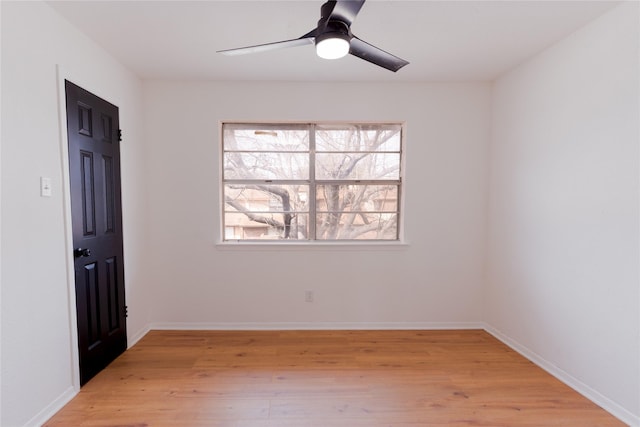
[80,150,96,236]
[66,81,127,386]
[105,256,120,333]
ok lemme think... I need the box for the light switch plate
[40,177,52,197]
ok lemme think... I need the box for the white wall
[0,2,149,426]
[487,2,639,423]
[142,81,490,328]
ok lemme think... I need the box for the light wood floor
[45,330,626,427]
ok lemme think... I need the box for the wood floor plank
[44,330,626,427]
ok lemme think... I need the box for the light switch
[40,177,52,197]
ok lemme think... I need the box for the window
[222,123,403,241]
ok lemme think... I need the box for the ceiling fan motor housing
[316,21,352,44]
[317,3,353,40]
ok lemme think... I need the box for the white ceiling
[48,0,619,82]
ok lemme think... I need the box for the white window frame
[220,122,405,243]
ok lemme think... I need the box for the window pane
[316,185,398,212]
[316,152,400,180]
[224,124,309,151]
[316,124,401,152]
[224,184,309,240]
[224,212,309,240]
[315,184,398,240]
[224,152,309,180]
[316,212,398,240]
[225,184,309,213]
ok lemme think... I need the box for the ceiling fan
[217,0,409,72]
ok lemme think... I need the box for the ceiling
[48,0,619,82]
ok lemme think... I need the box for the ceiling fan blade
[349,36,409,72]
[218,32,316,56]
[328,0,366,26]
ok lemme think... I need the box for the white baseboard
[23,386,77,427]
[484,323,639,427]
[147,321,485,331]
[127,324,151,348]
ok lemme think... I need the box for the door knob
[74,248,91,258]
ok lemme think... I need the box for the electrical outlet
[305,290,314,303]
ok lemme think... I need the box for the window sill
[215,241,410,251]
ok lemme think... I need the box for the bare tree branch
[227,184,294,238]
[225,196,284,230]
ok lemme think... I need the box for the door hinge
[124,305,128,318]
[118,129,122,142]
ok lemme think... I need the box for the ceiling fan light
[316,34,350,60]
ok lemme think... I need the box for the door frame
[55,65,127,390]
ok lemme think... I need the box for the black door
[65,81,127,385]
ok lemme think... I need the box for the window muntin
[222,123,402,241]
